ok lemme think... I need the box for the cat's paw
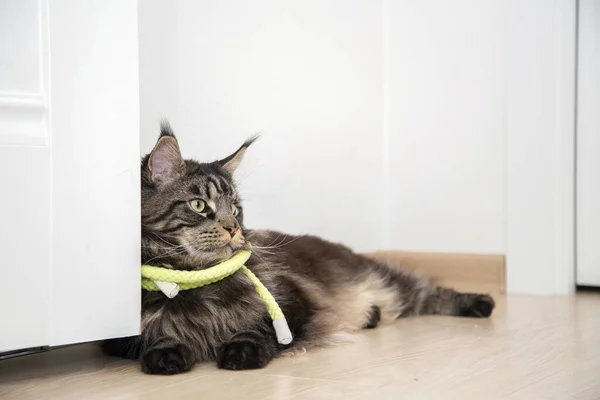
[141,344,192,375]
[460,294,495,318]
[102,336,142,360]
[218,340,262,370]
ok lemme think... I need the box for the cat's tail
[413,285,495,318]
[368,254,496,318]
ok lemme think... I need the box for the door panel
[0,148,51,352]
[1,0,140,352]
[48,0,141,345]
[0,0,51,352]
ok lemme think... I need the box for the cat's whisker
[251,247,282,258]
[264,233,285,248]
[251,235,300,252]
[252,249,269,265]
[151,234,181,247]
[144,244,189,262]
[144,239,186,253]
[267,234,300,249]
[121,124,497,376]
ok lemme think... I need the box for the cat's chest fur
[141,271,268,361]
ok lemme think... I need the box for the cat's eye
[189,199,207,213]
[232,204,239,216]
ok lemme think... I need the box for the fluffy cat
[103,123,495,374]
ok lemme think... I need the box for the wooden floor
[1,294,599,400]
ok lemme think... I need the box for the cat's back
[246,229,370,284]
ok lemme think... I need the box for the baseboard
[364,251,506,294]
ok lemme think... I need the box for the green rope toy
[141,250,293,345]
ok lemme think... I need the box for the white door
[0,0,140,353]
[0,0,53,353]
[576,0,600,287]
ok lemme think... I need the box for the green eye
[189,199,206,213]
[231,204,239,216]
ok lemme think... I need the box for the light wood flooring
[1,293,599,400]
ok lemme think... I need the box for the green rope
[240,265,284,320]
[141,250,292,344]
[141,250,252,291]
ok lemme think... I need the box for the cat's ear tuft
[148,124,185,186]
[219,135,259,175]
[159,119,176,138]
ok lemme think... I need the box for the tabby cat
[103,123,495,374]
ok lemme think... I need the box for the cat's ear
[218,135,259,175]
[147,122,185,186]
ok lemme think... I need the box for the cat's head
[141,122,256,269]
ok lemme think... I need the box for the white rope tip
[155,280,180,298]
[273,317,293,345]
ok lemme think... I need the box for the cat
[102,122,495,375]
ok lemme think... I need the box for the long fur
[103,124,495,374]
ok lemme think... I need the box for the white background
[140,0,386,250]
[139,0,578,294]
[385,1,505,254]
[576,0,600,286]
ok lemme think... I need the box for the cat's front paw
[141,343,192,375]
[102,336,142,360]
[218,340,263,370]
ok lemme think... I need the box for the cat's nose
[224,225,239,238]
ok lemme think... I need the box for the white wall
[139,1,577,293]
[138,0,178,147]
[384,0,575,293]
[140,0,386,251]
[140,0,504,254]
[385,0,506,254]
